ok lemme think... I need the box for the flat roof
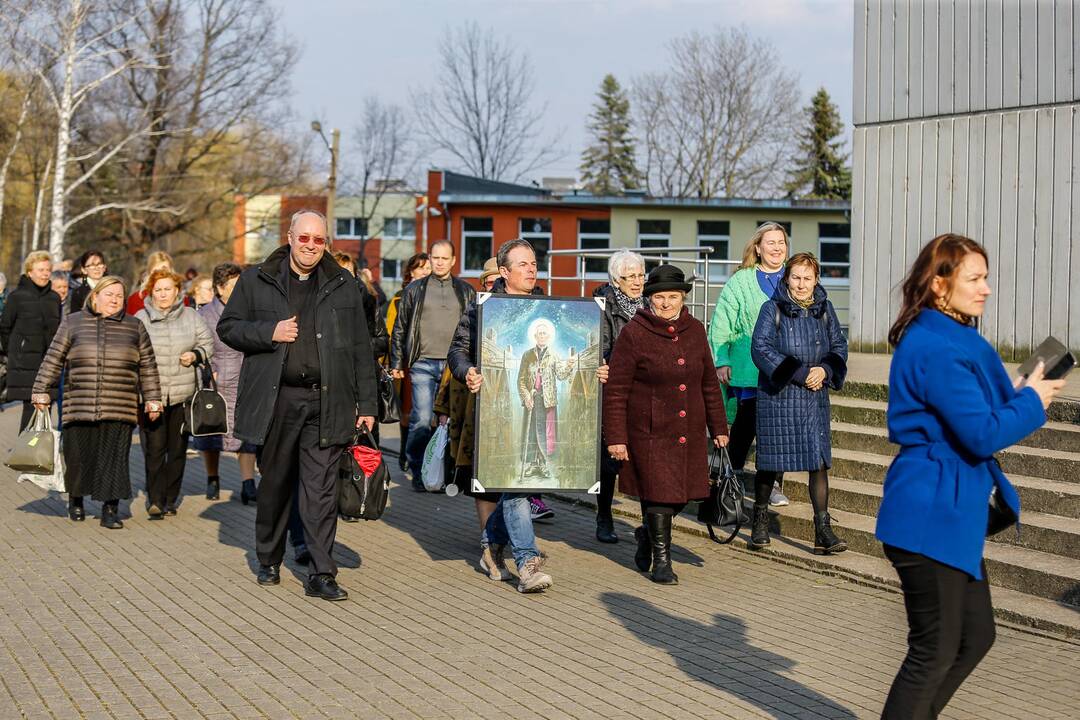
[437,193,849,212]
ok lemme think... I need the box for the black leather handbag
[377,367,400,424]
[185,366,228,437]
[338,427,390,520]
[698,446,749,544]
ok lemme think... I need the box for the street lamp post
[311,121,339,244]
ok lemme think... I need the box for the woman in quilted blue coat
[750,253,848,554]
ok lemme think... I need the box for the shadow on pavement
[600,592,857,719]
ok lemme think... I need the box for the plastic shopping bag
[421,424,449,492]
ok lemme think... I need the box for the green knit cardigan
[708,267,771,388]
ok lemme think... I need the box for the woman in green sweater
[708,222,791,526]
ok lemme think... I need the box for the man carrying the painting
[517,318,572,480]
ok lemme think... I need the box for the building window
[381,217,416,239]
[637,219,670,269]
[757,220,792,238]
[697,220,731,280]
[462,217,493,274]
[337,217,368,238]
[578,218,610,277]
[520,218,552,275]
[382,258,401,281]
[818,223,850,282]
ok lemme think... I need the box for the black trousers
[140,403,189,509]
[882,545,996,719]
[256,386,343,576]
[726,395,757,470]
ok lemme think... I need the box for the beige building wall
[242,194,282,265]
[610,206,852,326]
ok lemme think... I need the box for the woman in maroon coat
[604,264,729,584]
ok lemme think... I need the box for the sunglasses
[294,233,327,245]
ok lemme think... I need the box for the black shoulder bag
[185,365,228,436]
[697,446,749,544]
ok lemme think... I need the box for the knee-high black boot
[646,513,677,584]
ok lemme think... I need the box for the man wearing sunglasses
[219,209,377,601]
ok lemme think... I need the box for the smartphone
[1018,336,1076,381]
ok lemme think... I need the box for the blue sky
[273,0,854,185]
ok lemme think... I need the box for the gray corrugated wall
[851,0,1080,357]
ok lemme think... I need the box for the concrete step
[754,499,1080,607]
[550,492,1080,640]
[817,446,1080,498]
[829,420,1080,483]
[831,395,1080,454]
[778,473,1080,560]
[836,380,1080,425]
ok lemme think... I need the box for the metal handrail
[544,247,742,331]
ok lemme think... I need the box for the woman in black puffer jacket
[0,251,61,429]
[751,252,848,555]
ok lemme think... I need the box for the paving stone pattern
[0,409,1076,719]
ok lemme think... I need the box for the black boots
[646,513,678,584]
[206,476,220,500]
[240,479,257,505]
[749,504,771,549]
[633,524,651,571]
[596,516,617,543]
[814,511,848,554]
[100,502,123,529]
[68,496,85,522]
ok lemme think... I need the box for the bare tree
[634,27,800,198]
[75,0,306,270]
[0,77,32,239]
[0,0,165,260]
[340,96,416,259]
[411,22,560,182]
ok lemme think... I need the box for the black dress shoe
[256,565,280,585]
[147,503,164,520]
[163,504,178,516]
[206,477,220,500]
[340,513,360,523]
[305,574,348,601]
[100,504,123,530]
[68,500,85,522]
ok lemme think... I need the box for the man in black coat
[0,252,61,428]
[389,239,474,488]
[218,210,377,601]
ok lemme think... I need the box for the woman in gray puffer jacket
[134,268,214,519]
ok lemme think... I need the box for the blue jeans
[483,493,541,568]
[404,358,445,477]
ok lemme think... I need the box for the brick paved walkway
[0,408,1076,719]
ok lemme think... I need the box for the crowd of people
[0,215,1067,718]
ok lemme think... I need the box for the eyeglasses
[84,262,106,269]
[294,233,326,245]
[620,273,646,282]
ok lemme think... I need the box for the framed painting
[472,293,604,494]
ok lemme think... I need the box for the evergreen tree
[579,74,643,194]
[784,88,852,200]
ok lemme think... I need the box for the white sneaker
[769,482,790,507]
[516,556,552,593]
[479,545,512,581]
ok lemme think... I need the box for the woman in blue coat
[751,252,848,554]
[877,234,1063,719]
